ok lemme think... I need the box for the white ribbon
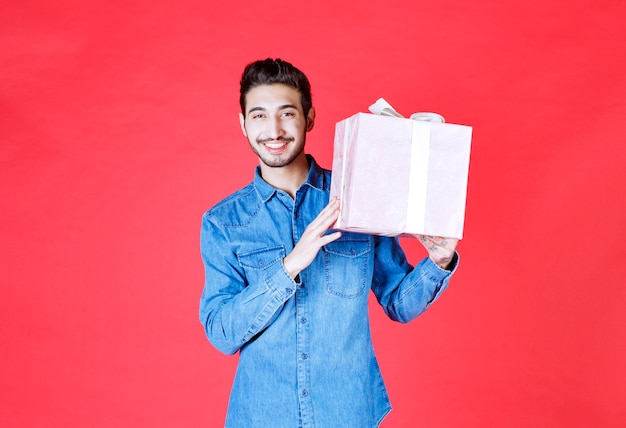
[367,98,445,234]
[406,121,431,232]
[368,97,445,123]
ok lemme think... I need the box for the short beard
[251,136,305,168]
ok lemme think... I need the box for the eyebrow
[247,104,299,115]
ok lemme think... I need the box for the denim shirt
[199,156,458,428]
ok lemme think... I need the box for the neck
[259,153,310,198]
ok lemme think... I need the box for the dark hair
[239,58,313,116]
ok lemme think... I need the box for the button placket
[293,189,315,426]
[295,254,312,423]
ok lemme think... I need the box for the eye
[281,111,296,118]
[251,113,266,119]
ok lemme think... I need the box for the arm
[198,216,296,355]
[198,198,341,355]
[371,235,459,323]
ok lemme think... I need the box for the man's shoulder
[202,182,260,227]
[206,182,257,215]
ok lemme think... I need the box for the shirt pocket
[237,246,286,286]
[322,236,372,298]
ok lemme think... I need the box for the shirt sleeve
[198,213,299,355]
[371,236,459,323]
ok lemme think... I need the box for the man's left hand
[414,235,458,270]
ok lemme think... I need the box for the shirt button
[300,317,307,324]
[302,389,309,397]
[301,353,309,360]
[286,288,293,294]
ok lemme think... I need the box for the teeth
[266,142,286,149]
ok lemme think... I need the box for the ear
[239,113,247,137]
[306,106,316,132]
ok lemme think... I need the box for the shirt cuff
[430,251,460,275]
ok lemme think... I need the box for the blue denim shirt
[199,156,458,428]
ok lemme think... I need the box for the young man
[199,58,459,428]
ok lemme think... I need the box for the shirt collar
[253,154,325,202]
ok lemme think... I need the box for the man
[199,58,459,427]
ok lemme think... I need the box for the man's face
[239,84,315,168]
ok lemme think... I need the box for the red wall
[2,1,625,426]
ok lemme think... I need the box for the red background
[2,0,625,426]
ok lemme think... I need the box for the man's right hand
[283,197,342,279]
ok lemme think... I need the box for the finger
[308,198,341,230]
[435,237,458,250]
[320,231,342,246]
[419,235,457,247]
[309,213,340,239]
[416,235,458,255]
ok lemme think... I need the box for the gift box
[329,107,472,239]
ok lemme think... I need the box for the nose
[266,116,284,139]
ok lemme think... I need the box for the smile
[264,141,288,149]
